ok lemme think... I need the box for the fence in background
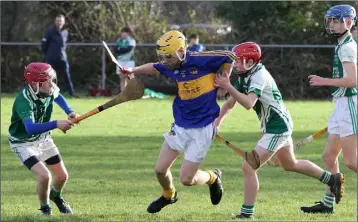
[1,42,335,98]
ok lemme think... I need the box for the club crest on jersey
[332,67,340,78]
[180,70,186,77]
[174,70,179,75]
[190,68,198,75]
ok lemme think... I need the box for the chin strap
[175,49,187,62]
[28,82,53,98]
[28,83,39,94]
[332,29,349,38]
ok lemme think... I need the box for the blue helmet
[325,5,357,37]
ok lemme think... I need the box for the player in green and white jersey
[214,42,344,219]
[8,62,79,215]
[301,4,357,214]
[115,26,136,92]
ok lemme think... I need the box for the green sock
[51,187,62,198]
[40,201,50,208]
[319,171,332,185]
[322,192,335,208]
[241,204,254,216]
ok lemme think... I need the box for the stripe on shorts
[348,97,357,133]
[268,134,280,152]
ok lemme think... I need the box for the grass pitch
[1,96,356,221]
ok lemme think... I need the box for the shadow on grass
[1,214,93,222]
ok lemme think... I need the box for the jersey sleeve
[339,43,357,63]
[129,38,136,47]
[199,50,236,72]
[14,95,34,122]
[153,63,172,77]
[248,71,266,97]
[54,93,73,115]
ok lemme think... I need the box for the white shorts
[116,60,135,75]
[257,132,293,152]
[328,95,357,138]
[9,133,59,165]
[163,123,216,163]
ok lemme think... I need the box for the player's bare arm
[227,87,258,110]
[216,63,235,97]
[214,96,236,131]
[125,63,159,75]
[219,63,234,77]
[215,72,258,110]
[309,62,357,87]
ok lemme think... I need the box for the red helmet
[232,42,261,70]
[24,62,56,86]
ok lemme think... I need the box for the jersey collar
[26,86,39,101]
[338,33,352,45]
[246,63,264,76]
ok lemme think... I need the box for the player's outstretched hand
[214,72,231,89]
[121,67,133,80]
[57,120,74,133]
[214,119,220,135]
[308,75,327,86]
[67,112,80,124]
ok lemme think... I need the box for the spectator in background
[187,33,205,52]
[41,15,76,97]
[115,27,136,92]
[351,26,357,42]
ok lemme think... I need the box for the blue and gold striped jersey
[153,51,236,128]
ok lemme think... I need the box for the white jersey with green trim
[234,64,293,134]
[331,34,357,97]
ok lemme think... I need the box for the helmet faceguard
[324,5,357,38]
[156,30,187,69]
[232,42,262,74]
[24,62,58,97]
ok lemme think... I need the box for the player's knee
[56,171,69,183]
[242,161,256,174]
[179,175,195,186]
[322,151,337,166]
[281,162,297,172]
[343,158,357,171]
[154,166,167,176]
[37,170,51,184]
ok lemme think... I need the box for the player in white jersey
[115,27,136,92]
[214,42,344,219]
[301,4,357,214]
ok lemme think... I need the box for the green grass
[1,96,356,221]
